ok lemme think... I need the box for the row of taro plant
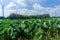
[0,19,60,40]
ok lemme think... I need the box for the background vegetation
[0,13,50,19]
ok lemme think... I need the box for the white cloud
[15,0,27,6]
[17,8,50,16]
[1,0,60,17]
[27,0,45,4]
[55,5,60,8]
[49,5,60,17]
[18,9,37,15]
[33,3,44,10]
[6,2,16,8]
[4,5,60,17]
[4,9,17,17]
[32,3,60,17]
[2,6,60,17]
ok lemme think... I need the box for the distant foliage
[7,13,50,19]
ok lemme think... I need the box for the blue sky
[0,0,60,17]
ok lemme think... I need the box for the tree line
[0,13,50,19]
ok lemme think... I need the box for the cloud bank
[0,0,60,17]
